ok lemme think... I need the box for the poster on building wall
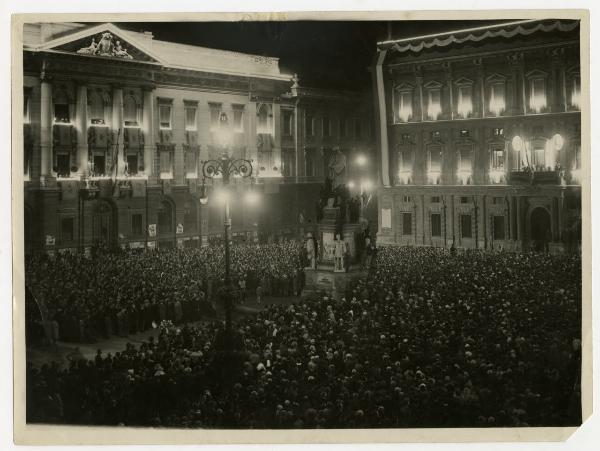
[146,241,156,250]
[148,224,156,237]
[45,235,55,246]
[176,223,184,234]
[381,208,392,229]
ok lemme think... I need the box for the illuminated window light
[457,170,472,185]
[489,85,505,116]
[427,89,442,120]
[571,79,581,109]
[398,170,412,184]
[398,91,412,122]
[489,169,505,184]
[529,79,547,113]
[427,170,441,184]
[457,86,472,118]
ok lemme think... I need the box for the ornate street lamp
[199,153,253,340]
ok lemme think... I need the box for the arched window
[123,95,138,127]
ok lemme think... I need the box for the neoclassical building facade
[21,22,374,254]
[373,19,582,252]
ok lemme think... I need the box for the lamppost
[199,153,254,339]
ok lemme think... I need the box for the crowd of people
[26,245,581,428]
[25,241,305,343]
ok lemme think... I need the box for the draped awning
[378,19,579,53]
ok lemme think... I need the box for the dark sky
[117,20,505,91]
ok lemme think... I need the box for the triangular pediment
[34,23,162,64]
[394,82,414,91]
[454,76,474,86]
[423,80,443,89]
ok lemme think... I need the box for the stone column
[40,75,53,181]
[516,196,523,248]
[142,87,156,181]
[112,86,124,177]
[273,102,282,175]
[76,84,88,176]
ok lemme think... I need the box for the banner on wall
[148,224,157,237]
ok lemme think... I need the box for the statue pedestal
[301,268,367,300]
[301,206,366,299]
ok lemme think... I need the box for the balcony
[508,170,563,185]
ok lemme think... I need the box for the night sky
[117,20,506,91]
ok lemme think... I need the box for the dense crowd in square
[26,245,581,428]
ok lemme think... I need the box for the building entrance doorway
[530,207,551,252]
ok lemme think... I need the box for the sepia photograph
[10,8,592,446]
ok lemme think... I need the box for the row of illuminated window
[398,211,506,240]
[394,74,581,123]
[397,141,581,177]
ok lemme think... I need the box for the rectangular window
[402,212,413,235]
[56,154,70,177]
[574,144,581,170]
[532,145,545,168]
[126,154,138,175]
[23,88,30,124]
[159,105,171,130]
[283,111,293,136]
[427,89,442,120]
[529,78,546,112]
[460,196,470,204]
[571,76,581,109]
[131,213,143,236]
[493,215,505,240]
[185,150,197,176]
[457,85,473,118]
[402,195,412,203]
[431,213,442,237]
[322,116,330,137]
[429,147,441,172]
[491,148,505,170]
[233,107,244,132]
[430,196,440,204]
[493,197,504,205]
[489,83,506,116]
[54,104,70,124]
[306,114,315,136]
[209,104,222,131]
[399,149,412,172]
[160,151,172,177]
[185,105,197,131]
[460,214,472,238]
[61,217,74,243]
[92,155,105,176]
[397,90,412,122]
[459,147,472,172]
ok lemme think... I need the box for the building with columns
[22,22,374,254]
[373,19,582,252]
